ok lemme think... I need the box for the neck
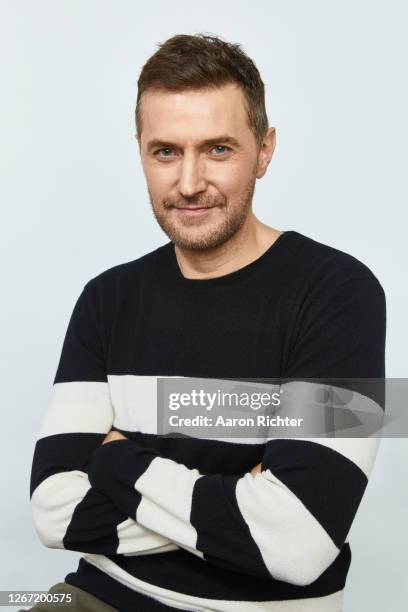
[173,212,283,280]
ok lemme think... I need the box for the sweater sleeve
[88,272,386,585]
[30,280,177,556]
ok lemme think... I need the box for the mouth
[173,206,218,217]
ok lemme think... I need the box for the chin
[172,232,232,251]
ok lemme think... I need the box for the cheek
[144,165,173,197]
[211,162,252,197]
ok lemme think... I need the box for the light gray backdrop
[1,1,407,611]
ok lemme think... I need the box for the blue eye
[157,148,173,156]
[212,145,228,154]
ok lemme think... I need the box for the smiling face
[138,83,272,250]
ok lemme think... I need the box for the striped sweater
[30,230,386,611]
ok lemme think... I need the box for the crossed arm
[31,385,381,585]
[87,418,381,584]
[102,429,262,481]
[103,430,262,476]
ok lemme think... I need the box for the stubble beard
[148,171,257,251]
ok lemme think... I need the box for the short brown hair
[135,32,269,149]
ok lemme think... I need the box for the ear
[255,127,276,179]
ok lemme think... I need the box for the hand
[101,429,128,445]
[250,462,262,477]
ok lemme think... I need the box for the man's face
[138,83,266,250]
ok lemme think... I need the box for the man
[27,33,386,611]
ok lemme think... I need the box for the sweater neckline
[162,230,294,289]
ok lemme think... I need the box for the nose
[177,152,207,198]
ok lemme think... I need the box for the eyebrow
[146,134,241,152]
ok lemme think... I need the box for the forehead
[139,83,250,143]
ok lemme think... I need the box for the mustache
[162,195,226,209]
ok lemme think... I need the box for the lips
[173,206,217,217]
